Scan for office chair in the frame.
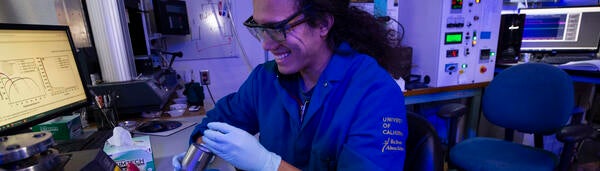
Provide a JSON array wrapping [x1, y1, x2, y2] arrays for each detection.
[[449, 63, 592, 171], [405, 111, 444, 171]]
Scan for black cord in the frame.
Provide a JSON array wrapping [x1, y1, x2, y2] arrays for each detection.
[[389, 17, 405, 43], [377, 16, 405, 46], [204, 85, 216, 105]]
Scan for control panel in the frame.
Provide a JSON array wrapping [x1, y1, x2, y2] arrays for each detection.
[[398, 0, 502, 87]]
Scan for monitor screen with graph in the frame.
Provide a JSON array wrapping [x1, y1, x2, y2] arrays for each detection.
[[0, 24, 88, 134], [519, 6, 600, 53]]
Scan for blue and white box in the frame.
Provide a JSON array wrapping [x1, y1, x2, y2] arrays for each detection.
[[103, 136, 155, 171]]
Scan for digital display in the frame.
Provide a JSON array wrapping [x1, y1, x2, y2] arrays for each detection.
[[522, 14, 567, 41], [0, 26, 87, 132], [452, 0, 463, 9], [519, 6, 600, 53], [445, 32, 463, 44], [480, 49, 491, 60], [446, 49, 459, 57]]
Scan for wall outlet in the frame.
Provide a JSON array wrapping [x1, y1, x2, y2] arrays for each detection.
[[200, 70, 210, 85]]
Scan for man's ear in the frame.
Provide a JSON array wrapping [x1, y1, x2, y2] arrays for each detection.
[[319, 14, 334, 37]]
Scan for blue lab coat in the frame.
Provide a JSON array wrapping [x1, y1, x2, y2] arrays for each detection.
[[190, 43, 407, 170]]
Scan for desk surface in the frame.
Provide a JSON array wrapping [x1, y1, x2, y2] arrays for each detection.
[[135, 114, 235, 171], [496, 63, 600, 84], [403, 82, 489, 96], [82, 107, 233, 171]]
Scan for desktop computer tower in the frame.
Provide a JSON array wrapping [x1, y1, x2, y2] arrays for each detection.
[[496, 14, 526, 64]]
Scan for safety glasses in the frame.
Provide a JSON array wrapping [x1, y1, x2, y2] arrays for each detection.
[[243, 8, 308, 42]]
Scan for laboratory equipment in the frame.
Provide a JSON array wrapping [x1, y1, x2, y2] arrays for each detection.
[[0, 132, 59, 170], [496, 13, 526, 64], [88, 70, 177, 114], [398, 0, 502, 87], [153, 0, 190, 35]]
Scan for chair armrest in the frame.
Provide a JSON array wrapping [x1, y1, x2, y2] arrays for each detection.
[[436, 103, 467, 119], [556, 124, 594, 143], [569, 106, 585, 124]]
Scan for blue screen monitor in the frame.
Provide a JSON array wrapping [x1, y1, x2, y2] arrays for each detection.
[[0, 24, 89, 135], [519, 6, 600, 53]]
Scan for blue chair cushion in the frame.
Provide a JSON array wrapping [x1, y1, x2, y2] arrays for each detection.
[[450, 137, 558, 171]]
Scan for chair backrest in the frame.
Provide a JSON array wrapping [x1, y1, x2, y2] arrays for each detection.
[[404, 111, 443, 171], [483, 63, 574, 134]]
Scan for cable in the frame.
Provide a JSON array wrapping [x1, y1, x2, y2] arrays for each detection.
[[225, 0, 253, 72], [204, 85, 216, 105], [377, 16, 405, 47], [389, 17, 405, 43]]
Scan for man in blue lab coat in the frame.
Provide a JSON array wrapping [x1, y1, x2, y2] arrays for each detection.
[[174, 0, 407, 170]]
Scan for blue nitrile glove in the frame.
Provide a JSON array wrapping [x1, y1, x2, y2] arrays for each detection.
[[171, 152, 186, 171], [202, 122, 281, 171]]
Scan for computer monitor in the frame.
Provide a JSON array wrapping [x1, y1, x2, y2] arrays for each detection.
[[519, 6, 600, 53], [0, 24, 89, 135]]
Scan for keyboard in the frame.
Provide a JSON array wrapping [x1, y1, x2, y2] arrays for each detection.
[[540, 56, 595, 64], [54, 130, 113, 153]]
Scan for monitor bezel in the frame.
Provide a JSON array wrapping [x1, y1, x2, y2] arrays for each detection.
[[0, 23, 90, 135], [518, 6, 600, 54]]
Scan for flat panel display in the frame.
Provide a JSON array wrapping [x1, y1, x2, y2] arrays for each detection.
[[0, 24, 88, 134], [520, 6, 600, 53]]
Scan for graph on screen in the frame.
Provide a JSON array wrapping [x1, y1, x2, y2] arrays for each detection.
[[522, 14, 570, 41], [519, 6, 600, 52], [0, 56, 81, 104], [0, 28, 87, 127]]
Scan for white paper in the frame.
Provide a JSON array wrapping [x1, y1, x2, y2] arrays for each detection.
[[107, 126, 134, 146], [395, 77, 406, 92], [557, 59, 600, 71]]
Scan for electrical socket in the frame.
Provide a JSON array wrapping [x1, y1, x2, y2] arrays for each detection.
[[200, 70, 210, 85]]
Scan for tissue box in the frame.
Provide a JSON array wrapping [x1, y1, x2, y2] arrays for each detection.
[[103, 136, 155, 171], [32, 115, 82, 140]]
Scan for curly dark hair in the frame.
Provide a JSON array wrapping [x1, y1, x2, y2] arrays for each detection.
[[297, 0, 412, 80], [297, 0, 406, 78]]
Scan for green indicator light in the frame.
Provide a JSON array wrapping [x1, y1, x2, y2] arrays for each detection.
[[473, 36, 477, 40], [491, 52, 496, 56], [445, 33, 463, 44], [462, 64, 468, 68]]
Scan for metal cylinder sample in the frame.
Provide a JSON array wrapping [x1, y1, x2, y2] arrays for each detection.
[[181, 143, 214, 171]]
